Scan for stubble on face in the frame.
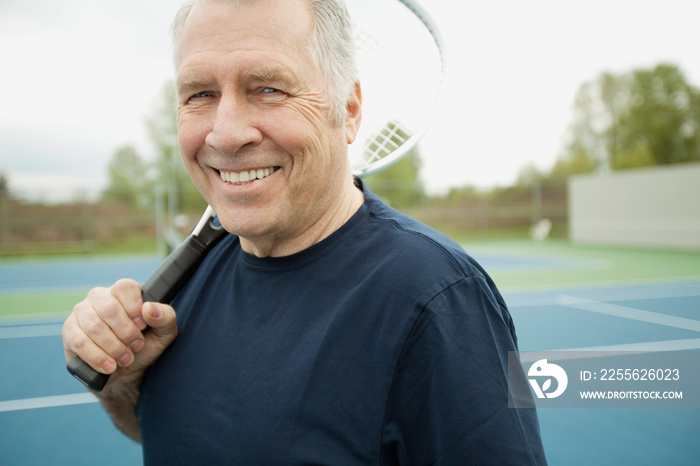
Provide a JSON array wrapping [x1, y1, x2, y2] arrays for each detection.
[[175, 0, 363, 257]]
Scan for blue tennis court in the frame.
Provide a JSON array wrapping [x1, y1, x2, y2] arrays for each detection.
[[1, 245, 699, 465], [0, 256, 163, 294]]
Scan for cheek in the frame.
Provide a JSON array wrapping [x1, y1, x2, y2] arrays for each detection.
[[275, 111, 341, 162], [177, 119, 207, 164], [276, 98, 334, 153]]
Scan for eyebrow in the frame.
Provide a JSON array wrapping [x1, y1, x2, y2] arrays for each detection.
[[176, 77, 212, 98], [245, 67, 300, 88], [177, 67, 302, 96]]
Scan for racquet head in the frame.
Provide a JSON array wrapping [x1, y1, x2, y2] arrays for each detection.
[[346, 0, 447, 178]]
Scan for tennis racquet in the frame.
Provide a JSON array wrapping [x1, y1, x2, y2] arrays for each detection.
[[67, 206, 227, 391], [346, 0, 447, 176], [67, 0, 447, 391]]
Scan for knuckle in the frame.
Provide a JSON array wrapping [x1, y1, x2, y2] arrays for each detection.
[[86, 286, 108, 301], [62, 312, 76, 334], [112, 278, 140, 294], [71, 298, 91, 318], [118, 326, 143, 347], [85, 317, 108, 337], [112, 279, 144, 315], [71, 333, 91, 353], [99, 299, 123, 321]]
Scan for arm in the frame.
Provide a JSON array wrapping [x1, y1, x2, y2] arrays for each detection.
[[381, 275, 547, 465], [62, 279, 178, 442]]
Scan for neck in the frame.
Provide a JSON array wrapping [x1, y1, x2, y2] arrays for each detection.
[[239, 177, 364, 258]]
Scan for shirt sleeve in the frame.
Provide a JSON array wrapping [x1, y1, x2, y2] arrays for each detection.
[[380, 274, 547, 465]]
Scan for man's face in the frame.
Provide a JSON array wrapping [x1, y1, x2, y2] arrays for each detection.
[[176, 0, 361, 256]]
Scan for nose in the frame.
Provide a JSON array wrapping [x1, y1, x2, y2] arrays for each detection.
[[205, 95, 263, 155]]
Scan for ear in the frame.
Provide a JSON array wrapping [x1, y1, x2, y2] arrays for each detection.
[[344, 81, 362, 144]]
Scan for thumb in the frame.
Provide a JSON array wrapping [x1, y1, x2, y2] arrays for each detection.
[[111, 302, 178, 378], [141, 302, 178, 350]]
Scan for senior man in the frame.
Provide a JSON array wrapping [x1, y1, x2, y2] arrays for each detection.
[[62, 0, 547, 463]]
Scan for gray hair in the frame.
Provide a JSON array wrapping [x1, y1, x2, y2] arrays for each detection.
[[171, 0, 358, 125]]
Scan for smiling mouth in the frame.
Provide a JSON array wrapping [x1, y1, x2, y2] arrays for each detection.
[[219, 167, 278, 185]]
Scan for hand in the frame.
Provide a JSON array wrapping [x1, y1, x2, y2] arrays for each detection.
[[62, 278, 178, 388]]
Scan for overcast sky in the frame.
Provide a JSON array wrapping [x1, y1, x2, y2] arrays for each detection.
[[1, 0, 699, 200]]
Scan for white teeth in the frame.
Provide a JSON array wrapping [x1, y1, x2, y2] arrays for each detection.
[[220, 167, 276, 184]]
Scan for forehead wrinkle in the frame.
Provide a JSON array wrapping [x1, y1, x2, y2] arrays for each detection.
[[176, 65, 306, 96], [176, 76, 211, 95], [246, 66, 303, 87], [176, 78, 209, 91]]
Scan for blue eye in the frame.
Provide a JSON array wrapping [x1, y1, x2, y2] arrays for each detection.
[[262, 87, 279, 94]]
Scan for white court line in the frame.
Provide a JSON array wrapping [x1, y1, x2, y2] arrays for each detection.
[[519, 338, 700, 362], [0, 324, 63, 340], [0, 393, 99, 413], [577, 283, 700, 302], [507, 283, 700, 308], [559, 295, 700, 333]]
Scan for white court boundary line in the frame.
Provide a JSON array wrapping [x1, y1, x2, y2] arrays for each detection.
[[0, 393, 98, 413], [0, 324, 96, 413], [0, 324, 63, 340], [559, 295, 700, 333], [4, 284, 698, 411], [519, 338, 700, 362], [523, 292, 700, 359], [507, 282, 700, 308]]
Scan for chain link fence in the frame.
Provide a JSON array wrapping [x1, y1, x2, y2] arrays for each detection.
[[0, 181, 568, 256]]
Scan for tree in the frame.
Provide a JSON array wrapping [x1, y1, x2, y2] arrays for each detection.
[[101, 145, 151, 209], [614, 64, 700, 168], [562, 79, 612, 170], [515, 163, 545, 187], [440, 184, 481, 206], [0, 172, 9, 199], [560, 63, 700, 171], [550, 143, 600, 179], [146, 80, 206, 213]]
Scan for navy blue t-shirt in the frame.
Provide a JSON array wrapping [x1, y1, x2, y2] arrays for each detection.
[[136, 185, 546, 465]]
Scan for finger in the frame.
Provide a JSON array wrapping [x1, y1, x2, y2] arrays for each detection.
[[63, 311, 118, 375], [96, 281, 148, 352], [111, 278, 148, 330], [75, 290, 139, 368], [142, 302, 178, 347], [125, 302, 178, 372]]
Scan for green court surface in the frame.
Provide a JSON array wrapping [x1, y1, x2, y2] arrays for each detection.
[[462, 239, 700, 291], [2, 240, 698, 320], [0, 291, 85, 322]]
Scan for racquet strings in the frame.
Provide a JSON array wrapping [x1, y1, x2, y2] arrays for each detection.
[[346, 0, 447, 178]]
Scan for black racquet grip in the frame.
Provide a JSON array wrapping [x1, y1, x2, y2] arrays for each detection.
[[141, 235, 210, 303], [67, 210, 226, 392], [67, 355, 111, 392]]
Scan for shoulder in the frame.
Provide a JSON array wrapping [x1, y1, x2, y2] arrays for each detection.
[[171, 233, 241, 320], [358, 186, 505, 306], [362, 186, 473, 265]]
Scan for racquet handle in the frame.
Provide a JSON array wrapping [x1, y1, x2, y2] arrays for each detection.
[[67, 207, 226, 392]]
